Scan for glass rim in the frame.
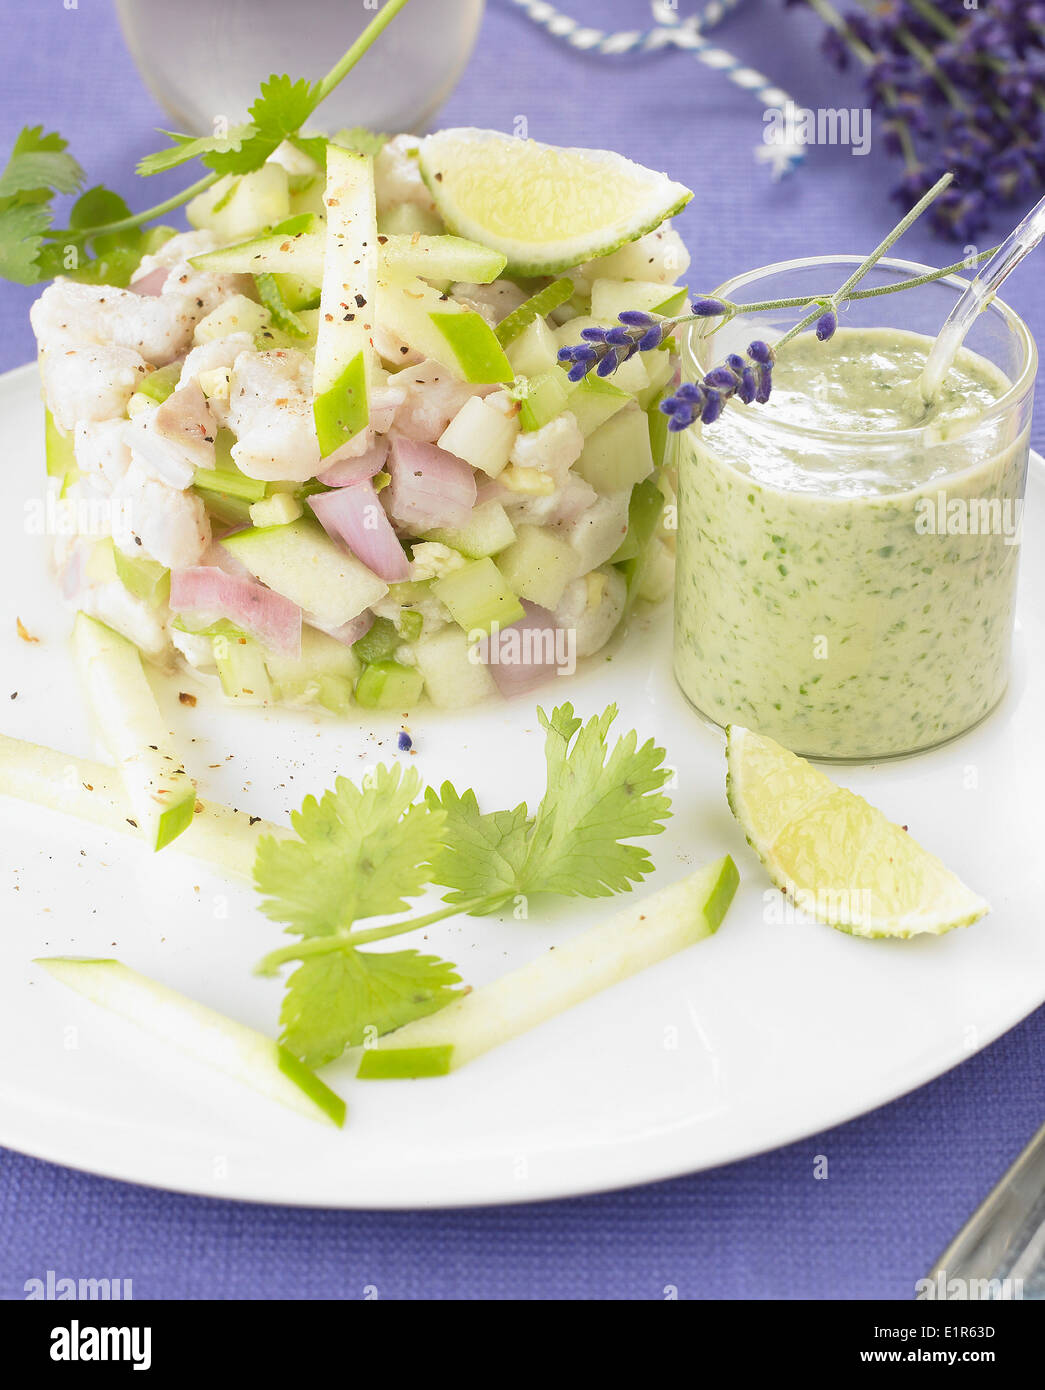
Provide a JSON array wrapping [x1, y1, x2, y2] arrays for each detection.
[[682, 253, 1037, 446]]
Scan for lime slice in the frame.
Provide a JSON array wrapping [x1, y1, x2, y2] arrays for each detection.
[[725, 726, 989, 939], [417, 128, 692, 276]]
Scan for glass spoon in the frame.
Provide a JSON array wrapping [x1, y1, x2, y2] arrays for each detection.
[[919, 191, 1045, 402]]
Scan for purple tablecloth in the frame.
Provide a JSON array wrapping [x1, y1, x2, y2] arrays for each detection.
[[1, 0, 1042, 1300]]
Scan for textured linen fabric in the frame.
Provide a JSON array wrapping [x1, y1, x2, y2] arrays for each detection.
[[0, 0, 1042, 1300]]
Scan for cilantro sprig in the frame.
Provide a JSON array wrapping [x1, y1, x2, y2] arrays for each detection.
[[0, 0, 412, 286], [254, 704, 673, 1066]]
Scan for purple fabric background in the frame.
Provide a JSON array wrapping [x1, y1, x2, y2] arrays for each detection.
[[0, 0, 1042, 1300]]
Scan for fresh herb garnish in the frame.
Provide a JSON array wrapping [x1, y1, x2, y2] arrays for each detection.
[[254, 704, 672, 1066], [0, 0, 413, 286]]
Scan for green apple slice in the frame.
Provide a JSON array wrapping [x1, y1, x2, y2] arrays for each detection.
[[189, 228, 325, 282], [376, 270, 513, 383], [37, 958, 345, 1127], [221, 518, 387, 626], [379, 233, 506, 284], [73, 614, 196, 851], [418, 128, 692, 276], [358, 856, 738, 1078], [726, 725, 990, 938], [0, 731, 285, 877], [590, 278, 689, 322], [312, 146, 378, 456]]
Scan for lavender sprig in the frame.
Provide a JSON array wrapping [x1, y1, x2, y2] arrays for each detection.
[[558, 172, 964, 434]]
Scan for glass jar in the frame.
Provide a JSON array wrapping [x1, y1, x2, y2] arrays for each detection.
[[114, 0, 485, 136], [673, 256, 1036, 760]]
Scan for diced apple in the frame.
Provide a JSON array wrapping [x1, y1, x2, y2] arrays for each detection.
[[437, 395, 519, 478], [187, 164, 291, 241], [564, 374, 631, 437], [425, 499, 516, 558], [413, 624, 497, 708], [194, 295, 271, 345], [376, 271, 513, 383], [496, 524, 580, 610], [221, 518, 387, 627], [590, 277, 688, 322], [574, 407, 655, 493], [505, 317, 560, 379]]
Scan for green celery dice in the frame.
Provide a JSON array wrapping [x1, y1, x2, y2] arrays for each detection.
[[432, 557, 525, 635], [354, 660, 424, 709]]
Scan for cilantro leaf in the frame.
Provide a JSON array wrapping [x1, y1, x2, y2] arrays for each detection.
[[250, 75, 322, 139], [518, 703, 672, 899], [0, 126, 83, 205], [0, 202, 52, 283], [137, 126, 254, 177], [254, 762, 447, 938], [426, 784, 531, 912], [280, 949, 463, 1066]]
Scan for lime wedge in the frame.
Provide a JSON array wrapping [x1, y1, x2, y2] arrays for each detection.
[[725, 726, 989, 939], [417, 128, 692, 276]]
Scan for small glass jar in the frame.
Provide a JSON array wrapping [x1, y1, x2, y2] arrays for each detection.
[[114, 0, 485, 136], [673, 256, 1036, 761]]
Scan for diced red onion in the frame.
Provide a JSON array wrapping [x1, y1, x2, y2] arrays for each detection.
[[476, 602, 567, 697], [386, 437, 476, 532], [309, 481, 410, 582], [129, 266, 169, 297], [170, 566, 302, 656], [317, 436, 390, 487]]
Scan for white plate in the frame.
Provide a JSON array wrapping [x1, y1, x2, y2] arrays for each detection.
[[1, 362, 1042, 1208]]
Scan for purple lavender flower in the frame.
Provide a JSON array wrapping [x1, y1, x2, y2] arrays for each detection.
[[659, 341, 777, 432], [557, 309, 670, 383], [815, 309, 837, 341]]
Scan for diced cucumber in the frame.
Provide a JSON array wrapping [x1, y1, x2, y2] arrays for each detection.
[[357, 857, 739, 1078], [254, 272, 310, 337], [221, 517, 388, 627], [431, 558, 525, 635], [589, 277, 688, 322], [313, 147, 378, 456], [0, 732, 284, 879], [355, 659, 424, 709], [189, 230, 325, 283], [397, 608, 424, 642], [496, 278, 575, 348], [379, 233, 506, 285], [564, 374, 631, 437], [186, 164, 291, 241], [73, 613, 196, 851], [574, 407, 655, 493], [426, 499, 516, 558], [196, 489, 254, 530], [376, 271, 513, 384], [505, 316, 560, 378], [517, 371, 570, 432], [137, 362, 182, 405], [194, 294, 271, 345], [37, 957, 345, 1127], [436, 395, 519, 478], [255, 309, 318, 354], [352, 615, 400, 665], [377, 203, 444, 237], [249, 492, 302, 528], [212, 631, 272, 704], [44, 409, 76, 481], [413, 624, 497, 708], [496, 524, 579, 610], [266, 624, 361, 708], [113, 548, 170, 607], [193, 464, 267, 503]]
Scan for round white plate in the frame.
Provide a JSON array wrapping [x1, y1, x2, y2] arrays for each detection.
[[1, 362, 1042, 1208]]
